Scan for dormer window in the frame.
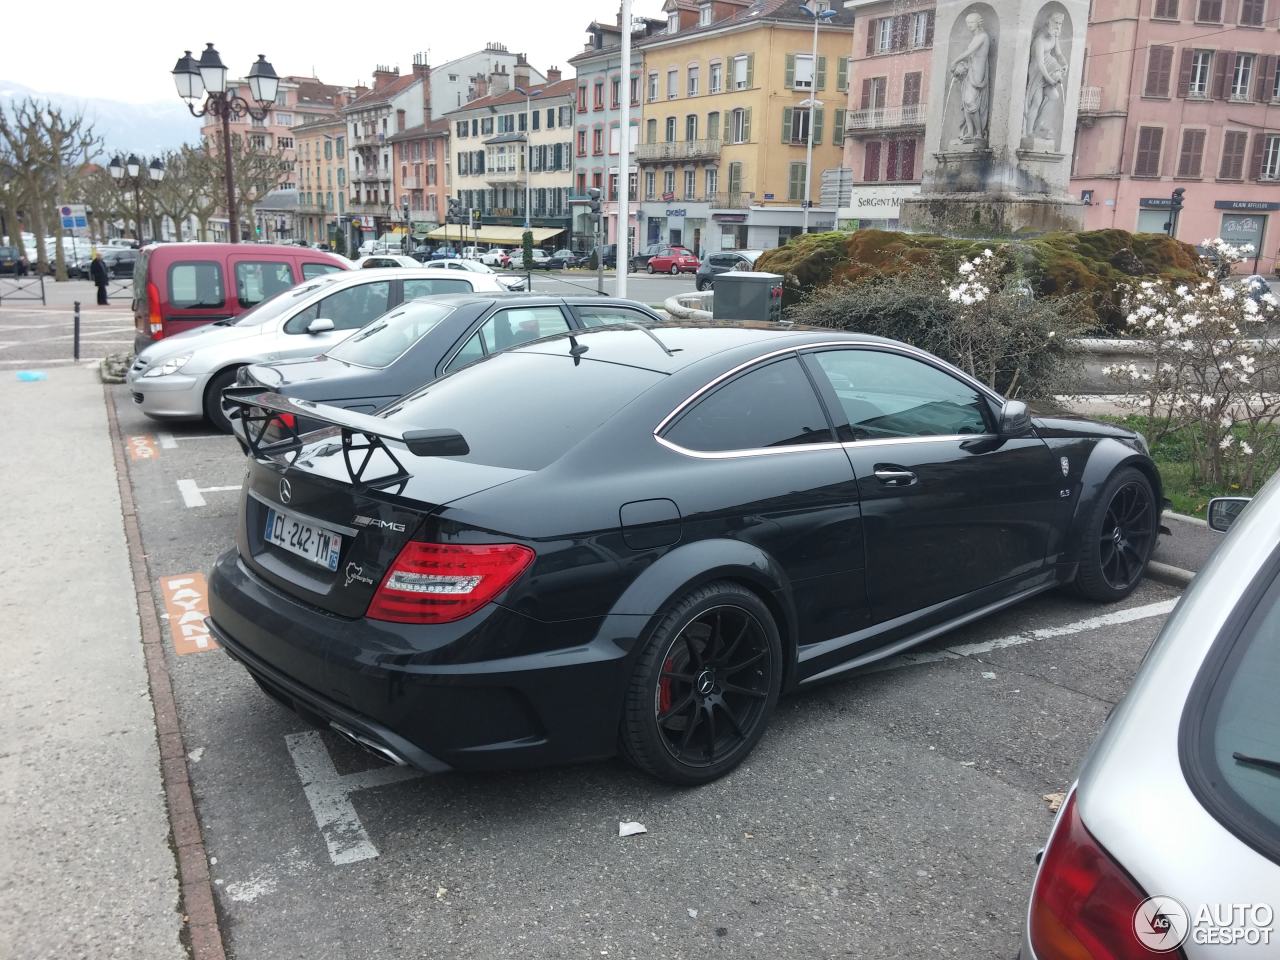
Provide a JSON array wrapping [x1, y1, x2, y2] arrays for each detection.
[[668, 12, 679, 33], [699, 2, 713, 26]]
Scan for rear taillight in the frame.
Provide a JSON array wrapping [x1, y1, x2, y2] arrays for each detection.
[[146, 281, 163, 338], [1029, 792, 1180, 959], [366, 542, 535, 624]]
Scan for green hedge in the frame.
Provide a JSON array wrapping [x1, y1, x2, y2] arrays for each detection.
[[755, 229, 1202, 333]]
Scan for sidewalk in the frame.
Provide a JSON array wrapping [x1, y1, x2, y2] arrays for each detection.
[[0, 366, 182, 959]]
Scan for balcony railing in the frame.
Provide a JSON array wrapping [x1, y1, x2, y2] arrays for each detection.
[[710, 191, 754, 209], [844, 103, 926, 134], [401, 175, 422, 189], [636, 138, 723, 162], [1078, 87, 1102, 113]]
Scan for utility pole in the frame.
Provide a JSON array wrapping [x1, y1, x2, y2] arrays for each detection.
[[617, 0, 632, 299]]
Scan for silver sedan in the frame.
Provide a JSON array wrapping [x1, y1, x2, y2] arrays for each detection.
[[125, 267, 507, 430], [1021, 474, 1280, 956]]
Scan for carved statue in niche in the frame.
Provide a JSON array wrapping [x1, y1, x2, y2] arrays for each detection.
[[1024, 11, 1068, 143], [949, 12, 993, 144]]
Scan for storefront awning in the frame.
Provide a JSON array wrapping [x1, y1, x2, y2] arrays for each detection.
[[424, 225, 564, 245]]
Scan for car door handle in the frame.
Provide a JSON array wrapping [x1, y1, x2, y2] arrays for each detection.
[[873, 467, 917, 487]]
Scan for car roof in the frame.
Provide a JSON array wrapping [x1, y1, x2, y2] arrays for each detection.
[[510, 321, 897, 374], [400, 292, 659, 311]]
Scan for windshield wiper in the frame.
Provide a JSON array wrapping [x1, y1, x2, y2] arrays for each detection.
[[1232, 752, 1280, 776]]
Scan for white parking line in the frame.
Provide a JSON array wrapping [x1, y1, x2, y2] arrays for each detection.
[[285, 731, 422, 865], [158, 430, 227, 449], [864, 598, 1178, 674], [177, 478, 242, 508]]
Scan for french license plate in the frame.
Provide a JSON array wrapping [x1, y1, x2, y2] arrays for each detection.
[[264, 507, 341, 571]]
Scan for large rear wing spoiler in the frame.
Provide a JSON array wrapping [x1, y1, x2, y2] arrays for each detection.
[[222, 387, 469, 489]]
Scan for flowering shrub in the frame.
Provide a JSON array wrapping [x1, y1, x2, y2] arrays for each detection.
[[1106, 240, 1280, 490], [787, 249, 1087, 399]]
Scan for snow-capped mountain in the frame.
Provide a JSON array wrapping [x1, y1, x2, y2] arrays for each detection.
[[0, 81, 200, 156]]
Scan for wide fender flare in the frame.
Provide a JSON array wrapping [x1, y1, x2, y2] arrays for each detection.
[[592, 538, 801, 685], [1063, 438, 1164, 561]]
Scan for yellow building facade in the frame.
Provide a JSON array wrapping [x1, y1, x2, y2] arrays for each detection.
[[294, 115, 347, 247], [636, 0, 854, 254]]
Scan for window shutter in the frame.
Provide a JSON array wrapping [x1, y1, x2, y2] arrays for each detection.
[[1134, 126, 1163, 176], [1177, 48, 1195, 96], [1177, 129, 1204, 176], [900, 138, 917, 180], [886, 139, 900, 180], [861, 77, 874, 110], [863, 141, 881, 181], [782, 107, 794, 143], [1220, 130, 1247, 177], [891, 15, 908, 50], [742, 107, 751, 142], [904, 72, 922, 106], [746, 54, 754, 88], [834, 108, 846, 145], [837, 57, 849, 92], [1224, 0, 1240, 21], [1145, 46, 1174, 96], [816, 56, 828, 90], [1250, 132, 1268, 179], [786, 54, 796, 88], [1258, 55, 1277, 101], [867, 20, 877, 56], [1213, 51, 1234, 99], [925, 11, 935, 45], [813, 107, 824, 145]]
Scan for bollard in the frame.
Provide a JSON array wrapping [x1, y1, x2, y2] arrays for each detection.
[[73, 301, 81, 361], [39, 273, 46, 306]]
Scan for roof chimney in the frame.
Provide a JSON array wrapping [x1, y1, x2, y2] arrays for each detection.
[[489, 64, 511, 96], [411, 51, 429, 79], [372, 64, 399, 90], [513, 53, 531, 92], [545, 66, 562, 84]]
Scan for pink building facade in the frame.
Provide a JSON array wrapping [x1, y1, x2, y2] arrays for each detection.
[[1074, 0, 1280, 273]]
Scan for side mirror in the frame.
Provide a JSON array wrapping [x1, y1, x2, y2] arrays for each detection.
[[307, 317, 335, 334], [1207, 497, 1250, 533], [999, 399, 1032, 437]]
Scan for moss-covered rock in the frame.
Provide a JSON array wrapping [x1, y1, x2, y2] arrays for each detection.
[[755, 229, 1201, 333]]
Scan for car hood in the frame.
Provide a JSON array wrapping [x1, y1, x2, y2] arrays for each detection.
[[1030, 412, 1138, 441], [138, 320, 263, 363]]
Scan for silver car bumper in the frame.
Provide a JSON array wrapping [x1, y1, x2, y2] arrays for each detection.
[[124, 366, 209, 420]]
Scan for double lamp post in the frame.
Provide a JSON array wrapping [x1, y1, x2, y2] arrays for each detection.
[[108, 154, 164, 243], [171, 43, 279, 243]]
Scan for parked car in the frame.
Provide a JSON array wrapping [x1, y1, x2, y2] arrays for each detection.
[[460, 246, 486, 261], [353, 254, 421, 270], [695, 250, 764, 291], [596, 244, 616, 270], [0, 246, 29, 276], [1020, 475, 1278, 959], [527, 249, 553, 270], [546, 248, 581, 270], [422, 258, 527, 291], [130, 242, 348, 354], [100, 247, 139, 279], [127, 267, 504, 431], [229, 296, 665, 428], [105, 238, 139, 249], [646, 246, 699, 275], [210, 323, 1161, 784]]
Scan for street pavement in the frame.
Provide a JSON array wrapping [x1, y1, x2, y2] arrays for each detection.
[[0, 366, 182, 960], [106, 389, 1187, 960]]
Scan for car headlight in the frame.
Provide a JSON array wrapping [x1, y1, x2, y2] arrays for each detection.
[[143, 353, 193, 377]]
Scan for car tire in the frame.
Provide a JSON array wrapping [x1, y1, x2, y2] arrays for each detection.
[[670, 264, 680, 275], [1070, 466, 1157, 603], [620, 581, 782, 785], [695, 277, 710, 292], [646, 263, 656, 274], [203, 366, 243, 434]]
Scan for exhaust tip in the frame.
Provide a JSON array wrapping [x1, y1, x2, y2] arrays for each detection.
[[328, 722, 408, 766]]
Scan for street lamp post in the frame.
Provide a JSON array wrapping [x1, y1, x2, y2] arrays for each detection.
[[514, 86, 543, 230], [171, 44, 279, 243], [109, 153, 166, 243], [799, 0, 836, 234]]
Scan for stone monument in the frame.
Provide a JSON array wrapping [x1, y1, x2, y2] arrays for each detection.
[[900, 0, 1089, 236]]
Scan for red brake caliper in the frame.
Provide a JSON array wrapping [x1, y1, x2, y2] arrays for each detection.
[[658, 655, 674, 714]]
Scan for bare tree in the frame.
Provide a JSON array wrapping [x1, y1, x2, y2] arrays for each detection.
[[203, 131, 288, 238]]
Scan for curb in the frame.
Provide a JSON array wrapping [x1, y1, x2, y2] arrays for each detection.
[[1146, 560, 1196, 589], [1163, 509, 1209, 528], [103, 384, 227, 960]]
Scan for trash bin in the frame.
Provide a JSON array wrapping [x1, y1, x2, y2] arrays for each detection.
[[711, 271, 784, 323]]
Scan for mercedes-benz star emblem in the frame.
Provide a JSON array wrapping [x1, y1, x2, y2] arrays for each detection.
[[279, 478, 292, 504], [696, 671, 716, 696]]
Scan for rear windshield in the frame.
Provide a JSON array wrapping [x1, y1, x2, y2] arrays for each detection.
[[327, 301, 455, 368], [1186, 563, 1280, 862], [384, 352, 664, 470]]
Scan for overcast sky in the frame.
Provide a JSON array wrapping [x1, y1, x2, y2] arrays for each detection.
[[8, 0, 668, 104]]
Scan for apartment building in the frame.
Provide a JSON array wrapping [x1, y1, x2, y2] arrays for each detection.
[[430, 43, 546, 117], [1076, 0, 1280, 271], [294, 115, 347, 246], [387, 118, 452, 238], [568, 9, 667, 251], [341, 57, 431, 239], [838, 0, 934, 228], [635, 0, 855, 254], [442, 70, 576, 247]]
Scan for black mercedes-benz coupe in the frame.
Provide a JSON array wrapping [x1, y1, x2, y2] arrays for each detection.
[[209, 323, 1162, 785]]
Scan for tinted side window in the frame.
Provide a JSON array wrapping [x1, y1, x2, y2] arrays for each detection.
[[442, 306, 570, 373], [284, 281, 392, 333], [664, 356, 832, 453], [812, 349, 990, 440], [167, 261, 224, 309], [234, 261, 294, 308], [403, 277, 473, 298], [302, 262, 343, 280], [574, 305, 656, 328]]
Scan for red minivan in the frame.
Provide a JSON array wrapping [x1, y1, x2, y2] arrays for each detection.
[[132, 243, 348, 353]]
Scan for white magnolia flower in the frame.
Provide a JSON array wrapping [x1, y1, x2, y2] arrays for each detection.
[[1220, 434, 1235, 450], [958, 261, 975, 275], [1241, 441, 1254, 456]]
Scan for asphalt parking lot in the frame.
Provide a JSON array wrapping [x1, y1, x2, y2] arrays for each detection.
[[106, 387, 1183, 960]]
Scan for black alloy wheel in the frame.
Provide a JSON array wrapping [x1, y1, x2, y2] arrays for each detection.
[[695, 276, 710, 292], [1072, 467, 1156, 601], [622, 582, 781, 784]]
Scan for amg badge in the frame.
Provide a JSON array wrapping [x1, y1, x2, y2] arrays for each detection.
[[353, 515, 406, 533], [1060, 456, 1070, 477]]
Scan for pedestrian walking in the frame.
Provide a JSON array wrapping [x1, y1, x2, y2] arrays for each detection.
[[89, 250, 109, 305]]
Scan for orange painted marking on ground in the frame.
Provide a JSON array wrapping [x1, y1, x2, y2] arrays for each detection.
[[160, 573, 219, 655], [127, 434, 159, 461]]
